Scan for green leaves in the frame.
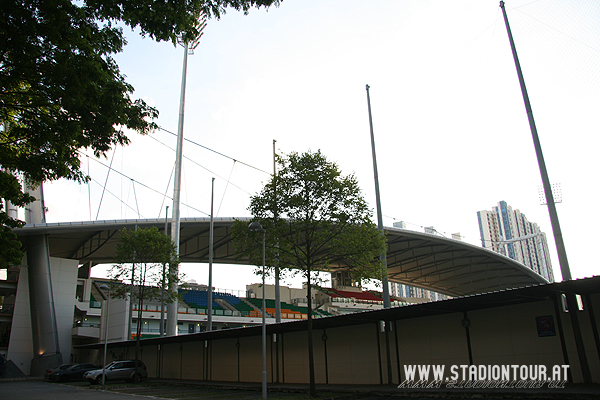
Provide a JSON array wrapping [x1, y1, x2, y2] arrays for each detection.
[[232, 150, 386, 286], [109, 226, 180, 353], [114, 227, 177, 265], [0, 0, 281, 267], [110, 226, 180, 302], [1, 0, 160, 234], [232, 150, 384, 398], [82, 1, 280, 44]]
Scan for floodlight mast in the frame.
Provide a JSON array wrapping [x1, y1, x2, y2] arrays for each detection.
[[499, 1, 570, 281], [500, 1, 591, 383], [167, 17, 206, 337]]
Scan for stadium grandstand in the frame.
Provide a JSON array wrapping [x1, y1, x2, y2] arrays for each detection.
[[70, 271, 438, 345]]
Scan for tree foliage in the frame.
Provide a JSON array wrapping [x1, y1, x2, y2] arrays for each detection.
[[0, 0, 281, 267], [232, 150, 386, 283], [110, 226, 179, 301], [231, 150, 386, 397], [108, 226, 180, 371]]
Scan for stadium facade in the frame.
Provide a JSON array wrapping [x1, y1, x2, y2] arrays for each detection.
[[2, 216, 551, 377]]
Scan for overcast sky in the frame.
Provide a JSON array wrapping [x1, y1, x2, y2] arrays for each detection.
[[42, 0, 600, 292]]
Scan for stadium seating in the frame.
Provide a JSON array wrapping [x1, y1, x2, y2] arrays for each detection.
[[179, 289, 221, 309]]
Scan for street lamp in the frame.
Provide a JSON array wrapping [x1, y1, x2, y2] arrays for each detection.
[[100, 284, 111, 386], [249, 221, 267, 400]]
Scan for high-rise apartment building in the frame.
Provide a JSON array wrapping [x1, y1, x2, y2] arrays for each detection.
[[389, 221, 450, 301], [477, 201, 554, 282], [389, 282, 448, 301]]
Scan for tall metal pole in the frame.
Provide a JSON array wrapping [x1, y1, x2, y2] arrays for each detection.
[[365, 85, 391, 308], [273, 139, 281, 323], [249, 222, 267, 399], [207, 178, 215, 332], [100, 284, 110, 386], [261, 229, 267, 400], [500, 1, 591, 384], [160, 206, 169, 337], [167, 42, 190, 336], [499, 2, 571, 281], [127, 224, 138, 340]]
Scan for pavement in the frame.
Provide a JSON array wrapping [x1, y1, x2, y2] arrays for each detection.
[[2, 377, 600, 399], [108, 378, 600, 399]]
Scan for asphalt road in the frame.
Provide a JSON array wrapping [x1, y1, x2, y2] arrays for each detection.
[[0, 380, 157, 400], [0, 380, 351, 400], [2, 379, 599, 400]]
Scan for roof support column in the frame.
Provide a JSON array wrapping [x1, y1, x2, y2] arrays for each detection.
[[24, 183, 62, 375]]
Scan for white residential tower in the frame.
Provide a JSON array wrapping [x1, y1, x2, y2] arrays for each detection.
[[477, 201, 554, 282]]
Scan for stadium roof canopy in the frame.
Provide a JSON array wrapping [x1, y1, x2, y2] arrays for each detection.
[[15, 218, 548, 297]]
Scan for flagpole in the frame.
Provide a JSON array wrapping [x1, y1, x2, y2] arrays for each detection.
[[365, 84, 390, 309], [207, 178, 215, 331], [273, 139, 281, 323]]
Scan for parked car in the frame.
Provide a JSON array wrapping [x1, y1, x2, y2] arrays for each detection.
[[49, 363, 98, 382], [83, 360, 147, 384], [44, 364, 75, 380]]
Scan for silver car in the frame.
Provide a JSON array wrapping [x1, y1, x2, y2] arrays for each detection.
[[83, 360, 147, 384]]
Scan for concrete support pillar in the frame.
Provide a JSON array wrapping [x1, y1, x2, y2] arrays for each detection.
[[24, 183, 62, 375]]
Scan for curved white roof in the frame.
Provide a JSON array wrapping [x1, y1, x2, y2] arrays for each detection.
[[15, 218, 548, 296]]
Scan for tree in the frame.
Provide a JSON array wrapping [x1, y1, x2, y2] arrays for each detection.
[[0, 0, 281, 268], [232, 150, 386, 396], [109, 226, 179, 381]]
